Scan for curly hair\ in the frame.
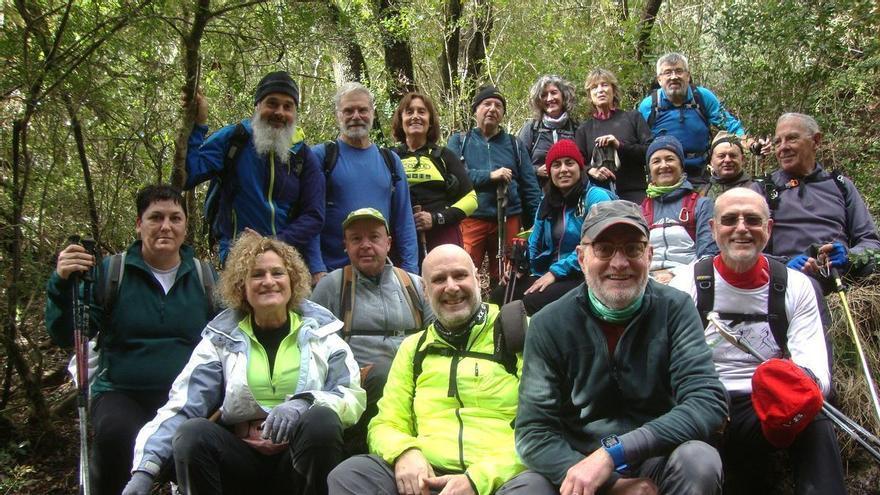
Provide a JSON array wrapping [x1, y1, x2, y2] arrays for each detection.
[[218, 232, 311, 314]]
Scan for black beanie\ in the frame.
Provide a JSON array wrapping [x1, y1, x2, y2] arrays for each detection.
[[254, 71, 299, 106], [471, 85, 506, 113]]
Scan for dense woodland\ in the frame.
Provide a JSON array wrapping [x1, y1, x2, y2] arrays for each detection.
[[1, 0, 879, 492]]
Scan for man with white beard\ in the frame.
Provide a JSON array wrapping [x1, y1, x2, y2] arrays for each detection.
[[184, 71, 325, 272]]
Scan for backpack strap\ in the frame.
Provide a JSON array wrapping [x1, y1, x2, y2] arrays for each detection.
[[686, 85, 710, 128], [648, 89, 660, 129], [766, 258, 790, 356], [694, 256, 715, 331], [339, 265, 356, 339], [322, 140, 339, 177], [457, 131, 470, 165], [379, 147, 400, 193], [393, 267, 423, 330], [411, 330, 431, 389], [101, 252, 126, 320], [640, 197, 654, 227], [193, 258, 217, 315], [695, 256, 790, 356]]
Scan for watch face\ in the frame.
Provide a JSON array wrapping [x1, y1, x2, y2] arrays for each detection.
[[602, 435, 620, 448]]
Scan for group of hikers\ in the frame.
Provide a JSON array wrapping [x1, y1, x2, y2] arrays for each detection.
[[45, 50, 880, 495]]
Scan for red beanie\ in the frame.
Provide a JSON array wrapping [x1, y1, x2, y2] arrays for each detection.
[[545, 139, 585, 175]]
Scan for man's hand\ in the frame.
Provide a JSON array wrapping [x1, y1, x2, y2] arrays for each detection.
[[180, 88, 208, 125], [425, 474, 476, 495], [490, 167, 513, 183], [394, 448, 435, 495], [560, 448, 615, 495]]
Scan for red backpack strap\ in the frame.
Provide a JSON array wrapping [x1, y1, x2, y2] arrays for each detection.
[[640, 197, 654, 227]]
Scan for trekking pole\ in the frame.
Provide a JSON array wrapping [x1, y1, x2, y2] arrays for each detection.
[[68, 235, 96, 495], [413, 205, 428, 260], [503, 238, 528, 304], [496, 182, 509, 280], [827, 264, 880, 426], [707, 312, 880, 462]]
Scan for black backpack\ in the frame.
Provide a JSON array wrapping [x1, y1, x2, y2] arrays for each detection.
[[410, 301, 527, 393], [694, 256, 790, 355], [202, 122, 305, 250]]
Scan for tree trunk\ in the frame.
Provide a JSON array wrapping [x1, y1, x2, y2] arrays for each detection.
[[438, 0, 463, 98], [636, 0, 663, 63], [377, 0, 416, 104], [171, 0, 212, 192], [327, 2, 370, 84]]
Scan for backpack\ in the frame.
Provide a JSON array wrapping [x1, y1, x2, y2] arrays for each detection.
[[694, 256, 790, 355], [640, 191, 700, 241], [524, 119, 577, 157], [759, 169, 851, 255]]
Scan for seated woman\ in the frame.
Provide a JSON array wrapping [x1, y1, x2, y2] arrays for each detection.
[[492, 139, 615, 314], [641, 135, 717, 284], [122, 233, 365, 495]]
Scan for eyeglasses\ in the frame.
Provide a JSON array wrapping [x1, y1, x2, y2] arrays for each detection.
[[659, 68, 687, 78], [718, 213, 766, 227], [583, 241, 648, 260]]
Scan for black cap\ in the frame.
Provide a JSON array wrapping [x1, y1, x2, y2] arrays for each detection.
[[254, 71, 299, 106], [471, 85, 506, 114]]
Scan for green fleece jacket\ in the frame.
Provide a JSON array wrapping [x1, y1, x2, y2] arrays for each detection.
[[515, 282, 727, 484], [45, 241, 217, 396]]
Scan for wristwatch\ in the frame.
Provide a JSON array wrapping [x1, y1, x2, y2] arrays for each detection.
[[433, 212, 446, 225], [601, 434, 628, 472]]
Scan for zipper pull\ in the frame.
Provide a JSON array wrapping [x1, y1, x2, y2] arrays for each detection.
[[474, 362, 479, 376]]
